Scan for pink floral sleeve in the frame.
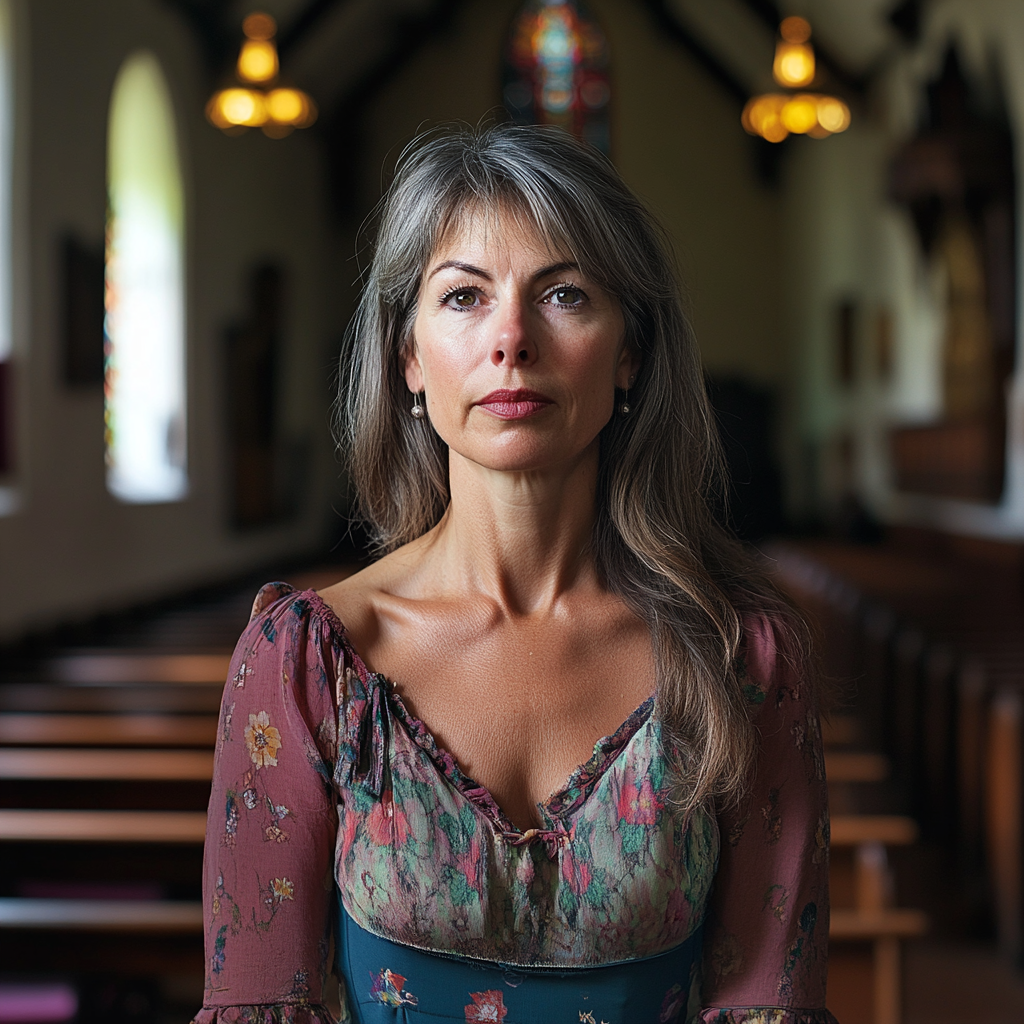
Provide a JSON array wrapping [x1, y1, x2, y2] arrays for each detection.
[[192, 585, 342, 1024], [698, 616, 838, 1024]]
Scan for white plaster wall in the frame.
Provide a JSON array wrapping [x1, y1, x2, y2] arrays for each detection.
[[0, 0, 341, 639]]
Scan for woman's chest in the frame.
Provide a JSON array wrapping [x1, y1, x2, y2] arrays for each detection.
[[372, 617, 657, 829], [334, 693, 720, 968]]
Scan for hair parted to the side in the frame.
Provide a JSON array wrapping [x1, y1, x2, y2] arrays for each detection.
[[338, 121, 823, 816]]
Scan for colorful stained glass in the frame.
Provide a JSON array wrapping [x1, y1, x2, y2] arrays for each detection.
[[503, 0, 610, 154]]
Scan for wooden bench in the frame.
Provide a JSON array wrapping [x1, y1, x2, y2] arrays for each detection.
[[822, 714, 864, 748], [0, 897, 203, 932], [828, 818, 928, 1024], [825, 752, 890, 784], [0, 748, 214, 780], [830, 815, 917, 846], [0, 809, 207, 843], [46, 652, 231, 685], [0, 682, 223, 714], [0, 713, 217, 746], [986, 682, 1024, 966]]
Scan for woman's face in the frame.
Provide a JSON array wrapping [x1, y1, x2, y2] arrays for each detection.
[[406, 208, 636, 476]]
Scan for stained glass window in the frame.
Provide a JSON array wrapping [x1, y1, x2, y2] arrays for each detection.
[[503, 0, 611, 154], [105, 51, 187, 503]]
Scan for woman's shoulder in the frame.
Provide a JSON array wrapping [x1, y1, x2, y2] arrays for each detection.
[[235, 581, 355, 684], [736, 611, 807, 713], [316, 541, 428, 666]]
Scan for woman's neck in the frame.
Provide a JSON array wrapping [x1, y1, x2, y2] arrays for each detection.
[[426, 443, 602, 616]]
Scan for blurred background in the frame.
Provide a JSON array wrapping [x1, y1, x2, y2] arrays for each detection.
[[1, 1, 1024, 1022]]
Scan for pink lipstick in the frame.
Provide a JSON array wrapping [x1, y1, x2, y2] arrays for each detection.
[[476, 388, 553, 420]]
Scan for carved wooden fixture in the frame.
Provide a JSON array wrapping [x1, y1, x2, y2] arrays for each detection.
[[888, 49, 1015, 503]]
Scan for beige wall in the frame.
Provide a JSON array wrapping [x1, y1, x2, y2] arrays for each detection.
[[0, 0, 339, 639]]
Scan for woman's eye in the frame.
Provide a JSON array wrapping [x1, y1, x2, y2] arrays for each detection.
[[549, 286, 584, 306], [447, 289, 478, 308]]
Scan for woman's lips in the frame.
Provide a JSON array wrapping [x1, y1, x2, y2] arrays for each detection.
[[476, 388, 553, 420]]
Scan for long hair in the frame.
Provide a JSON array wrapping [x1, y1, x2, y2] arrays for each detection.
[[338, 122, 818, 816]]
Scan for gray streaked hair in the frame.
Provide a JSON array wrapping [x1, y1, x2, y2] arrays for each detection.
[[338, 122, 819, 815]]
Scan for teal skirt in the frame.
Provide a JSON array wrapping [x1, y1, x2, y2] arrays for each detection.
[[336, 897, 702, 1023]]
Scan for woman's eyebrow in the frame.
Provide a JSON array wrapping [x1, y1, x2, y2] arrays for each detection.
[[534, 261, 579, 280], [427, 260, 490, 281], [426, 259, 580, 282]]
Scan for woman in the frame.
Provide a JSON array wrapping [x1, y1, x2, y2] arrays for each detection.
[[193, 124, 836, 1024]]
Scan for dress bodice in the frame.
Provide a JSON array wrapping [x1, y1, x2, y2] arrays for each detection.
[[330, 603, 718, 966], [193, 582, 837, 1024]]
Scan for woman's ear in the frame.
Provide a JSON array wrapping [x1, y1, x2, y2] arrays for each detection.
[[403, 339, 424, 394], [615, 344, 641, 390]]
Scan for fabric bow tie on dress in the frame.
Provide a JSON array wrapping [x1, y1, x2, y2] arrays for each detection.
[[335, 672, 390, 798], [500, 826, 571, 860]]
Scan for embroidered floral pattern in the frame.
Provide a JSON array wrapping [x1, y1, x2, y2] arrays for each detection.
[[271, 878, 294, 902], [244, 711, 282, 768], [464, 990, 507, 1022], [369, 968, 418, 1007]]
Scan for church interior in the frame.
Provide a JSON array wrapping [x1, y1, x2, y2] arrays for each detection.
[[2, 0, 1024, 1021]]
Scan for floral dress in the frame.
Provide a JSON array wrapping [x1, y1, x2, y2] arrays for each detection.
[[191, 584, 837, 1024]]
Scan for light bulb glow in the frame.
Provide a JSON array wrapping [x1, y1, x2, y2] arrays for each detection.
[[207, 88, 267, 128], [817, 96, 851, 133], [237, 39, 278, 83], [265, 87, 313, 126], [206, 13, 317, 138], [742, 92, 851, 142], [741, 18, 849, 144], [742, 94, 788, 143], [781, 94, 819, 134], [774, 41, 815, 88]]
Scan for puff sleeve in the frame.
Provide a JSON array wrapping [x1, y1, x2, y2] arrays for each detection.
[[191, 584, 343, 1024], [697, 616, 839, 1024]]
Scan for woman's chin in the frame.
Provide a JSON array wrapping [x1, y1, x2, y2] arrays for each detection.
[[450, 437, 599, 478]]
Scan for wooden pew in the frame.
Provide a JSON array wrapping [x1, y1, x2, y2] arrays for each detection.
[[986, 683, 1023, 966], [829, 815, 929, 1024], [0, 567, 352, 974], [0, 712, 217, 746], [0, 898, 203, 932], [0, 748, 213, 780], [825, 752, 890, 784], [0, 682, 223, 714], [45, 651, 231, 685], [0, 809, 208, 842]]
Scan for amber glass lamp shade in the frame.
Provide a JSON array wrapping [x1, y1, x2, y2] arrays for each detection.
[[206, 12, 317, 137], [742, 17, 850, 143], [773, 16, 815, 88]]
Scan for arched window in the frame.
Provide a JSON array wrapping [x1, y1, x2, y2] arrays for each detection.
[[105, 51, 186, 503], [503, 0, 610, 154]]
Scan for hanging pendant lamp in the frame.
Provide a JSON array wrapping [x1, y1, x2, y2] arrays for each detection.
[[742, 17, 850, 144], [206, 12, 317, 138]]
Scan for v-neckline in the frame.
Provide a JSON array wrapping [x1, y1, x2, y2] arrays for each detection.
[[303, 587, 656, 838]]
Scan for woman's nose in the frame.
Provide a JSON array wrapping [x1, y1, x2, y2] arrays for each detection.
[[490, 298, 537, 367]]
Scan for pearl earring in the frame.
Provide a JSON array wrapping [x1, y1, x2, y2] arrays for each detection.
[[410, 393, 425, 419], [620, 375, 634, 416]]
